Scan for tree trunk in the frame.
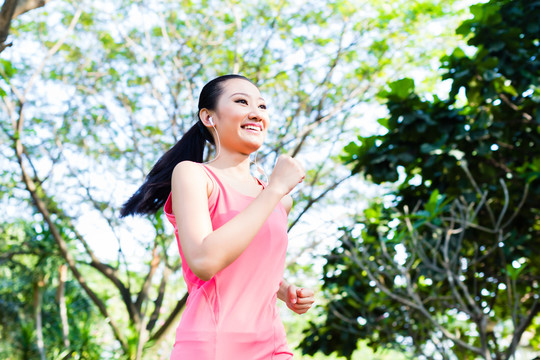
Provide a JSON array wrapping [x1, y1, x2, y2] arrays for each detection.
[[57, 264, 71, 349], [33, 279, 46, 360]]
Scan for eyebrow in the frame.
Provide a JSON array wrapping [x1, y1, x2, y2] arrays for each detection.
[[229, 92, 265, 101]]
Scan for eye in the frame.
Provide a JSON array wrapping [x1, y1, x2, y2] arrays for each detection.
[[235, 99, 248, 105], [259, 104, 267, 110]]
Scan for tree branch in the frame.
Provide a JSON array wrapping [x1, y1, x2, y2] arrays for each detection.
[[148, 291, 188, 343], [0, 0, 17, 53], [504, 298, 539, 360], [135, 242, 161, 314], [288, 174, 351, 231], [0, 0, 49, 53], [13, 0, 49, 18], [146, 266, 171, 332]]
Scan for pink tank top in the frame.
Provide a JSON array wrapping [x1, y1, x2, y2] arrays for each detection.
[[164, 163, 293, 360]]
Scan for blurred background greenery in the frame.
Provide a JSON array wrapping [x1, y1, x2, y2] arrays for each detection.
[[1, 0, 538, 359]]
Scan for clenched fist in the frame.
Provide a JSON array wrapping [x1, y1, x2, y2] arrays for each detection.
[[266, 155, 305, 197]]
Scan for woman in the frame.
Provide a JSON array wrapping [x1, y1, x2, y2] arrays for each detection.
[[121, 74, 315, 359]]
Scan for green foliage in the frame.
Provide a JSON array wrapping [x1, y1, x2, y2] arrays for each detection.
[[310, 0, 540, 358], [0, 220, 102, 359]]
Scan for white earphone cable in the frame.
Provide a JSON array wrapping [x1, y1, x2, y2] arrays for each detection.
[[251, 151, 268, 184], [204, 117, 221, 164]]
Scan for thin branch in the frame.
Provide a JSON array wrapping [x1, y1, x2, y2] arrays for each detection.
[[499, 93, 533, 122], [289, 24, 346, 158], [501, 182, 529, 229], [135, 242, 161, 313], [231, 4, 241, 74], [288, 174, 352, 231], [328, 303, 362, 326], [460, 162, 496, 227], [494, 179, 509, 231], [289, 85, 368, 158], [117, 93, 146, 176], [148, 291, 188, 343], [251, 0, 286, 82], [146, 266, 171, 332], [504, 298, 539, 360], [23, 8, 82, 100]]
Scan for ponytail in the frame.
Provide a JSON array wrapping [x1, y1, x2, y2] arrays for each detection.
[[120, 122, 214, 217]]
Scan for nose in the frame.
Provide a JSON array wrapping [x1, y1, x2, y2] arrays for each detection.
[[248, 107, 263, 121]]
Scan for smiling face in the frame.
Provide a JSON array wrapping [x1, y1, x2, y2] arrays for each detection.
[[207, 78, 269, 155]]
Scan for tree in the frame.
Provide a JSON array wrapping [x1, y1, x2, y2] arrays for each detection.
[[0, 220, 103, 359], [304, 0, 540, 358], [1, 0, 472, 358], [0, 0, 51, 53]]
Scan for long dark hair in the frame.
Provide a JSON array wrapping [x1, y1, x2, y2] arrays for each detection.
[[120, 74, 252, 217]]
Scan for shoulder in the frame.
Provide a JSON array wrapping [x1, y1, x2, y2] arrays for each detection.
[[173, 160, 203, 175], [172, 161, 212, 196], [281, 194, 293, 215]]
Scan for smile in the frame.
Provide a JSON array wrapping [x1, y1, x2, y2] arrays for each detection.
[[241, 124, 263, 132]]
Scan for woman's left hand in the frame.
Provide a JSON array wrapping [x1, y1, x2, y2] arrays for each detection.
[[285, 284, 315, 315]]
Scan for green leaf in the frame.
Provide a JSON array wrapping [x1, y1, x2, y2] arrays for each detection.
[[0, 59, 16, 78], [377, 117, 389, 129], [388, 78, 415, 100]]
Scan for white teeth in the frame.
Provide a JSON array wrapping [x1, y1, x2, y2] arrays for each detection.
[[243, 125, 261, 131]]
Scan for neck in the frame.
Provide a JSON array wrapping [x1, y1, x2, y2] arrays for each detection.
[[206, 148, 253, 179]]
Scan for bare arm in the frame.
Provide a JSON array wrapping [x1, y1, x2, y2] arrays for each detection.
[[281, 194, 293, 215], [171, 156, 304, 281]]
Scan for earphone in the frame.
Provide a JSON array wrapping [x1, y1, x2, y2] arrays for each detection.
[[205, 116, 220, 164]]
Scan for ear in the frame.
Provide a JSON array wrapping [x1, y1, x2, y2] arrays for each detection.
[[199, 109, 215, 127]]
